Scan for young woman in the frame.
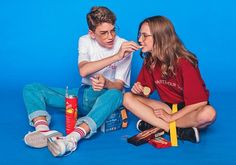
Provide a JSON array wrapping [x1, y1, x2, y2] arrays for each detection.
[[123, 16, 216, 143]]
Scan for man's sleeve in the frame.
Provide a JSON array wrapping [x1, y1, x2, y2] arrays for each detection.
[[137, 64, 155, 94], [78, 37, 90, 63]]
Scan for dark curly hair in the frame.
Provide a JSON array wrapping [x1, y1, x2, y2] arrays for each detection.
[[86, 6, 116, 31]]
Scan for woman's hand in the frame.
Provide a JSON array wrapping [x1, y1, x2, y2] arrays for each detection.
[[90, 74, 106, 91], [154, 108, 173, 123], [131, 82, 144, 95]]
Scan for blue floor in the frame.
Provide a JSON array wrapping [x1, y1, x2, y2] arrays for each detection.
[[0, 90, 235, 165]]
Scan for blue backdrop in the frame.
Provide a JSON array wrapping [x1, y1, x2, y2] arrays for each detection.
[[1, 1, 236, 164], [1, 0, 236, 96]]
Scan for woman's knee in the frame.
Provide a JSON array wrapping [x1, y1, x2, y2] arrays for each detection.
[[123, 92, 135, 107], [197, 105, 216, 124]]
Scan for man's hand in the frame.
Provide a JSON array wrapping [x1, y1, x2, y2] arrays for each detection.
[[90, 74, 106, 91], [116, 41, 141, 60]]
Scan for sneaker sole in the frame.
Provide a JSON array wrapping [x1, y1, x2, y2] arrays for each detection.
[[24, 131, 62, 148], [193, 127, 200, 143], [136, 120, 142, 132], [48, 137, 66, 157]]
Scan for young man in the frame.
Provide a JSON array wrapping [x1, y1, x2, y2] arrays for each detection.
[[23, 6, 140, 157]]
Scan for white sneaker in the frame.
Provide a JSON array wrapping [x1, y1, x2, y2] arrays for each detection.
[[47, 136, 77, 157], [24, 130, 62, 148]]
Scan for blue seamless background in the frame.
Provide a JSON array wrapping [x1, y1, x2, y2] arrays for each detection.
[[1, 1, 236, 164], [1, 0, 235, 95]]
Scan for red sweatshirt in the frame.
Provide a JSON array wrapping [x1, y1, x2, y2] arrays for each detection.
[[137, 58, 209, 105]]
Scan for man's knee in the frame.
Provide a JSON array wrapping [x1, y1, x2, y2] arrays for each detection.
[[24, 83, 43, 91], [107, 89, 123, 99], [23, 83, 43, 94]]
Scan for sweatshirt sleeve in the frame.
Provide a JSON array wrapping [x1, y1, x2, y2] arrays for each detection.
[[137, 64, 155, 94]]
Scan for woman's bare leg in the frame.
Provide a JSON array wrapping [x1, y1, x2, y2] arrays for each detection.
[[123, 92, 169, 131]]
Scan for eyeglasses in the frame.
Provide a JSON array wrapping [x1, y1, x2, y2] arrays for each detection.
[[138, 33, 152, 41], [95, 26, 118, 39]]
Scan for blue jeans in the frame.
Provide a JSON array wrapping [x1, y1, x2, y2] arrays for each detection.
[[23, 83, 123, 138]]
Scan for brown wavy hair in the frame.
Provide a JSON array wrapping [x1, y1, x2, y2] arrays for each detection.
[[138, 16, 198, 78], [87, 6, 116, 31]]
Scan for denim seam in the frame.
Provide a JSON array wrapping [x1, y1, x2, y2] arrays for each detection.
[[28, 110, 51, 126]]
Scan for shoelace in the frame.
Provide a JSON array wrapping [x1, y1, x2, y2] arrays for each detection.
[[63, 136, 77, 156], [49, 136, 77, 157]]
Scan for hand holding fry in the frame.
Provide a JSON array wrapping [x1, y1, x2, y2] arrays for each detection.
[[131, 82, 144, 95], [116, 41, 141, 60]]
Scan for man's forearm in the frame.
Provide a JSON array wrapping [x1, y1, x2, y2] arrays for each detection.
[[79, 54, 119, 77]]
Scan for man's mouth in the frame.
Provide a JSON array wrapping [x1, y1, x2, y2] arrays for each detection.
[[107, 41, 114, 45]]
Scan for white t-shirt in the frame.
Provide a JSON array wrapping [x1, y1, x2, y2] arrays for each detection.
[[78, 34, 133, 88]]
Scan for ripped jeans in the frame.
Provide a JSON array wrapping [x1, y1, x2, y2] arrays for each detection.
[[23, 83, 123, 138]]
